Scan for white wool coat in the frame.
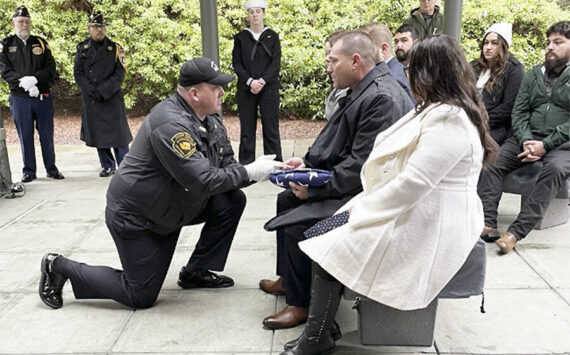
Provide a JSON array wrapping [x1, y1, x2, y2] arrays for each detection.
[[299, 103, 484, 310]]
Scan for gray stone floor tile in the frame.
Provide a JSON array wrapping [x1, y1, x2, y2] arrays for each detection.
[[232, 219, 277, 249], [16, 198, 105, 223], [517, 245, 570, 288], [0, 293, 132, 353], [112, 290, 275, 353], [0, 292, 19, 319], [243, 195, 280, 220], [0, 251, 45, 291], [436, 289, 570, 354], [484, 244, 548, 289], [559, 289, 570, 305], [0, 197, 44, 228], [0, 221, 94, 251], [520, 225, 570, 246]]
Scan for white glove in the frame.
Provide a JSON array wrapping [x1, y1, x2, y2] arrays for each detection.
[[28, 85, 40, 97], [244, 154, 282, 182], [19, 76, 38, 91]]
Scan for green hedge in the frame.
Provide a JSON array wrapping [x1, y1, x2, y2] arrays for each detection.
[[0, 0, 568, 118]]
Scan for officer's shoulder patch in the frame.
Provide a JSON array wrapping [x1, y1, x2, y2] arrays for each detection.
[[171, 132, 196, 159], [116, 44, 127, 70]]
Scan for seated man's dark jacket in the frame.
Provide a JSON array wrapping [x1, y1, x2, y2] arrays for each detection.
[[107, 93, 250, 235], [265, 63, 414, 230], [511, 65, 570, 151]]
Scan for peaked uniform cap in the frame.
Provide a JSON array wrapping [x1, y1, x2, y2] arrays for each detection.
[[88, 11, 106, 26], [485, 23, 512, 48], [13, 6, 30, 18], [244, 0, 268, 10]]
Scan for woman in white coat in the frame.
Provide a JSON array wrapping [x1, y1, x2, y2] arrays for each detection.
[[280, 35, 499, 355]]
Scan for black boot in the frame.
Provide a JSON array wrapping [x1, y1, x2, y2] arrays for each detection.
[[283, 321, 342, 351], [280, 274, 343, 355], [39, 253, 68, 309]]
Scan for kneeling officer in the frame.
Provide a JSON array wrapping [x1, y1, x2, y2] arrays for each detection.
[[38, 57, 281, 309]]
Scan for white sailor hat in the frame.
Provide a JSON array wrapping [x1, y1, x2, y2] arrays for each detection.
[[243, 0, 268, 10]]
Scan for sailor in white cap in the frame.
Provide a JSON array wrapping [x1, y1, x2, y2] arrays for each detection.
[[232, 0, 283, 164], [470, 22, 524, 148]]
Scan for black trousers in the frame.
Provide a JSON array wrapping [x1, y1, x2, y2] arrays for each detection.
[[97, 146, 129, 170], [236, 87, 282, 164], [9, 95, 58, 176], [275, 190, 321, 308], [478, 137, 570, 240], [53, 189, 246, 309]]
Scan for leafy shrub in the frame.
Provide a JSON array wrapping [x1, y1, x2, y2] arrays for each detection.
[[0, 0, 568, 119]]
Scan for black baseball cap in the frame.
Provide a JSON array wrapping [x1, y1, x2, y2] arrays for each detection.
[[178, 57, 234, 87]]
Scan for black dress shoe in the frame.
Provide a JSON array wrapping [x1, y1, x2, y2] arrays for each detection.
[[39, 253, 68, 309], [177, 267, 234, 289], [99, 168, 116, 177], [21, 174, 37, 183], [46, 172, 65, 180]]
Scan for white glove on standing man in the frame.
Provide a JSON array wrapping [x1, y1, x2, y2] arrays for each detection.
[[244, 154, 282, 182], [19, 76, 38, 91], [28, 85, 40, 97]]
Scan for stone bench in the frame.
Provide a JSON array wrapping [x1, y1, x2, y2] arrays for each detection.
[[343, 238, 486, 348], [502, 162, 569, 230]]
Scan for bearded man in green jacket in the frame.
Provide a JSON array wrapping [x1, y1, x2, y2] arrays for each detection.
[[478, 21, 570, 254]]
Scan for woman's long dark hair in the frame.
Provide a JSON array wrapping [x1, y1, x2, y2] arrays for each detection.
[[472, 33, 510, 93], [408, 35, 498, 168]]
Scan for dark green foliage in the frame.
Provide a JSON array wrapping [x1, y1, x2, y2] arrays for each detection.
[[0, 0, 568, 118]]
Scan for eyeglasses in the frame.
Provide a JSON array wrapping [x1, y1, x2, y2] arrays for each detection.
[[89, 24, 106, 31]]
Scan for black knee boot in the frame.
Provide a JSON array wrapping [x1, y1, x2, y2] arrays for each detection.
[[280, 273, 343, 355]]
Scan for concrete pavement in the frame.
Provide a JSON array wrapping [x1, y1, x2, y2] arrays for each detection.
[[1, 142, 569, 355]]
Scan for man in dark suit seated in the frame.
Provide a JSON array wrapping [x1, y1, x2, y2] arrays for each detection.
[[259, 31, 414, 329]]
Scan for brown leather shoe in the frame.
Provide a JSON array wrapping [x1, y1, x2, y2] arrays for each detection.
[[259, 276, 286, 295], [262, 305, 308, 329], [495, 232, 518, 254]]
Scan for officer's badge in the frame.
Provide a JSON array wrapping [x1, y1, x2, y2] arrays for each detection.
[[107, 45, 112, 51], [84, 44, 89, 49], [171, 132, 196, 159], [32, 46, 43, 55]]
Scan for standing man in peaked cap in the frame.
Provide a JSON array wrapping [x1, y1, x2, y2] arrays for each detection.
[[74, 11, 132, 177], [38, 58, 281, 310], [0, 6, 64, 183]]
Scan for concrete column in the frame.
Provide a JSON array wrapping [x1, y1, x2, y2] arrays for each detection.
[[443, 0, 464, 41], [200, 0, 220, 65], [0, 109, 14, 196]]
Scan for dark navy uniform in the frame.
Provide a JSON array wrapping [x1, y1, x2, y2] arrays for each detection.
[[232, 27, 282, 163], [0, 34, 59, 177], [53, 93, 250, 308], [74, 36, 132, 170]]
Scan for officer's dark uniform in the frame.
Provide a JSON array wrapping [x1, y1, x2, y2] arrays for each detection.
[[74, 28, 132, 172], [52, 91, 251, 308], [0, 9, 59, 179], [232, 27, 282, 164]]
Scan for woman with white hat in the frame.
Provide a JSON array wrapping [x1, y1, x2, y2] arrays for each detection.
[[232, 0, 283, 164], [471, 23, 524, 146]]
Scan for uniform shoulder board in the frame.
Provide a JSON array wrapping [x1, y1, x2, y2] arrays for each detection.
[[115, 44, 127, 70]]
